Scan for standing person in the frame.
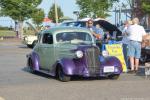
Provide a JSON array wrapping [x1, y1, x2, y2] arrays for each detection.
[[15, 21, 19, 38], [104, 31, 111, 43], [86, 19, 102, 40], [95, 24, 104, 40], [127, 18, 146, 72], [122, 20, 132, 69]]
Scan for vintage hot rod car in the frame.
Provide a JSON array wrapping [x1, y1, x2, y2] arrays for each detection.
[[26, 27, 122, 82]]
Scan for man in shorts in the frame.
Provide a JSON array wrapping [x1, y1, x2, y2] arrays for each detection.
[[127, 18, 146, 72]]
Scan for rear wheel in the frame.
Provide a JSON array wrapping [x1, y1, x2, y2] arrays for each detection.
[[27, 45, 33, 48], [28, 59, 35, 73], [57, 67, 71, 82]]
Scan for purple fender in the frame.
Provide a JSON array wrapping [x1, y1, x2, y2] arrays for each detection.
[[99, 55, 123, 74], [57, 58, 85, 75], [27, 51, 40, 71]]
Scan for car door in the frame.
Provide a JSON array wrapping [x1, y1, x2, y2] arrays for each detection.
[[39, 33, 55, 71]]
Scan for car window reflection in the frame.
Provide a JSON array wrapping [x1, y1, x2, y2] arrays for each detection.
[[56, 32, 92, 43], [42, 33, 53, 44]]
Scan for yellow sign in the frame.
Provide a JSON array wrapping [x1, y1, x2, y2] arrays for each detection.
[[105, 44, 127, 72]]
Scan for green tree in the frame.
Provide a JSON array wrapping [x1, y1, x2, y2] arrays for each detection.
[[48, 3, 64, 23], [142, 0, 150, 13], [76, 0, 118, 18], [32, 8, 45, 27], [0, 0, 42, 38], [124, 0, 150, 19], [141, 0, 150, 28]]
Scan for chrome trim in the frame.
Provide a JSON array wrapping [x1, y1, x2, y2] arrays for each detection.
[[85, 47, 100, 75]]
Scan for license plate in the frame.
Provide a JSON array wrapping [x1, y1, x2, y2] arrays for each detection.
[[103, 66, 115, 73]]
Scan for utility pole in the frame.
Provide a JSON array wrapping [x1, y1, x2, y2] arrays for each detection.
[[115, 7, 117, 25], [54, 0, 58, 24], [119, 5, 122, 26], [73, 11, 79, 21]]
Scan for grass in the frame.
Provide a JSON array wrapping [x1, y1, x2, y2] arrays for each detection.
[[0, 29, 36, 37], [0, 30, 16, 37]]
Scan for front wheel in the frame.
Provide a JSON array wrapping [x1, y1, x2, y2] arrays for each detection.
[[108, 74, 120, 80], [57, 67, 71, 82], [32, 40, 37, 48]]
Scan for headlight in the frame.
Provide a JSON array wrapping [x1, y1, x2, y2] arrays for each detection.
[[75, 50, 83, 58], [102, 50, 109, 57]]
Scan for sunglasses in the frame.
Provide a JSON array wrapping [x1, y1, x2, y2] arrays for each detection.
[[88, 23, 93, 24]]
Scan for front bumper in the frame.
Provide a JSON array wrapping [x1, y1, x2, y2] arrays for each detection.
[[80, 66, 121, 77]]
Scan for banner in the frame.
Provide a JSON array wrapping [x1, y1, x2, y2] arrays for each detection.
[[105, 44, 127, 72]]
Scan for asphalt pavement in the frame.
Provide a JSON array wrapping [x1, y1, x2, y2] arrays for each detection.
[[0, 39, 150, 100]]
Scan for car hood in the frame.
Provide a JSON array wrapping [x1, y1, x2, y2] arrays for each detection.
[[57, 43, 78, 50], [56, 43, 94, 50], [55, 44, 79, 59], [94, 19, 122, 36], [56, 43, 96, 58]]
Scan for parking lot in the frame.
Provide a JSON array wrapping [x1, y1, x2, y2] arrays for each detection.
[[0, 39, 150, 100]]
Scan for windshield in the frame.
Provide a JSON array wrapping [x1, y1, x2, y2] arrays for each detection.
[[56, 32, 92, 44]]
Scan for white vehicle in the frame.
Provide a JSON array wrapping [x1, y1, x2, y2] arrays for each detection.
[[22, 35, 37, 48], [22, 22, 38, 48]]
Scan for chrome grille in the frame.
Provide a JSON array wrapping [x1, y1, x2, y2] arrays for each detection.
[[85, 47, 100, 75]]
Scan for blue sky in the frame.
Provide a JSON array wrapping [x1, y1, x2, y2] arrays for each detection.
[[0, 0, 127, 27], [37, 0, 129, 23], [38, 0, 79, 19]]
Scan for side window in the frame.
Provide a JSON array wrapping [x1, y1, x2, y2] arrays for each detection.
[[42, 33, 53, 44]]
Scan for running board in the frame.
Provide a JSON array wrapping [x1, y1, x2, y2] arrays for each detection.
[[37, 69, 55, 76]]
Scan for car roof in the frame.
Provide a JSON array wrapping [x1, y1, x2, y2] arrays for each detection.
[[40, 27, 91, 35]]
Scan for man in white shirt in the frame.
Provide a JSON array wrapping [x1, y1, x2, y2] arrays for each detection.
[[127, 18, 146, 72]]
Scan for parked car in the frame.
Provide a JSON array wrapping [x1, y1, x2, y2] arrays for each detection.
[[22, 22, 38, 48], [26, 27, 122, 82], [22, 35, 37, 48], [145, 29, 150, 34], [140, 47, 150, 63], [140, 29, 150, 63]]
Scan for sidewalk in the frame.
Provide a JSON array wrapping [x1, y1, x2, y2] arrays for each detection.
[[0, 37, 21, 42]]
